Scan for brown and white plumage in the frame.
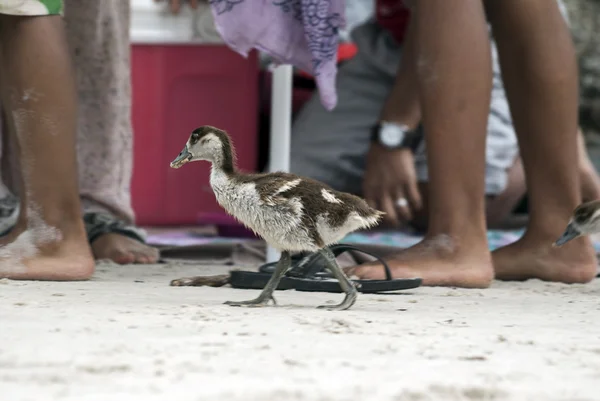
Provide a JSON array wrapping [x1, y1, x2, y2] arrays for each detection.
[[170, 125, 383, 310], [212, 171, 381, 252], [171, 126, 382, 252]]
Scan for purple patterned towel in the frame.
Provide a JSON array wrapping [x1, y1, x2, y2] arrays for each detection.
[[209, 0, 345, 110]]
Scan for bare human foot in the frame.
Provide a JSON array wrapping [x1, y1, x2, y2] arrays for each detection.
[[0, 222, 95, 281], [2, 218, 160, 264], [91, 233, 160, 264], [493, 233, 597, 283], [344, 234, 494, 288]]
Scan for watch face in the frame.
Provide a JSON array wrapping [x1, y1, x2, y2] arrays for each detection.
[[380, 124, 406, 147]]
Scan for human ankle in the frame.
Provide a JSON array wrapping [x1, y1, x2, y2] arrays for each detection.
[[23, 201, 83, 230], [426, 226, 487, 248], [9, 215, 85, 247], [419, 233, 491, 264], [37, 221, 85, 245], [525, 216, 575, 243]]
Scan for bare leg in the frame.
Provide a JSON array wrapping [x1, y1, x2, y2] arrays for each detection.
[[577, 129, 600, 202], [410, 156, 528, 231], [488, 0, 597, 283], [224, 251, 291, 307], [0, 111, 25, 240], [346, 0, 495, 287], [0, 116, 19, 235], [63, 0, 158, 264], [0, 15, 94, 280], [316, 248, 357, 311]]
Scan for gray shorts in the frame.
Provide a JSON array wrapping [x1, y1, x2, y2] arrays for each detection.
[[290, 19, 518, 196]]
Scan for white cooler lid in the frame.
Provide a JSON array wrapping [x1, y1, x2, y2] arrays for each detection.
[[130, 0, 223, 44]]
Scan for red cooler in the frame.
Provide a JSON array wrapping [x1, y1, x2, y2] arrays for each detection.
[[130, 2, 259, 226]]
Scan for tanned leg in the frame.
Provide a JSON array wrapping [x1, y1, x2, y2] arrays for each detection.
[[0, 15, 94, 280], [488, 0, 597, 283], [346, 0, 494, 287], [577, 128, 600, 202], [410, 156, 527, 232]]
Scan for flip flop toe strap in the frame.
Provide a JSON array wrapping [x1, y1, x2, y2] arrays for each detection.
[[284, 244, 393, 281], [84, 212, 147, 245], [321, 243, 393, 281], [257, 244, 392, 281]]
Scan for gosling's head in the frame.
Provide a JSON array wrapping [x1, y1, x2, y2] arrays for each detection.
[[554, 200, 600, 247], [170, 126, 232, 169]]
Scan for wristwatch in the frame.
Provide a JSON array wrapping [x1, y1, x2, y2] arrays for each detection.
[[371, 121, 421, 150]]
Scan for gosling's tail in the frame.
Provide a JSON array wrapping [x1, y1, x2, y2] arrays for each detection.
[[352, 199, 384, 230]]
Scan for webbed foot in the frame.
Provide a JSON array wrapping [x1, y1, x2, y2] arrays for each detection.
[[224, 251, 291, 308], [224, 295, 277, 308], [316, 248, 359, 311], [317, 290, 357, 311]]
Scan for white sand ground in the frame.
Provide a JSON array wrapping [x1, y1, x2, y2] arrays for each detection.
[[1, 262, 600, 401]]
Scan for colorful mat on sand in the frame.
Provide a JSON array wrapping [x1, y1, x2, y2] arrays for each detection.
[[345, 230, 600, 253], [343, 230, 527, 251], [147, 228, 600, 253]]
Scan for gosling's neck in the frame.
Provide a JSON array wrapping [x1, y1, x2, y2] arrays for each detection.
[[209, 140, 236, 176], [209, 152, 238, 194]]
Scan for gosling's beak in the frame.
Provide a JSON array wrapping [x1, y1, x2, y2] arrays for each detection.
[[554, 223, 582, 247], [170, 147, 192, 169]]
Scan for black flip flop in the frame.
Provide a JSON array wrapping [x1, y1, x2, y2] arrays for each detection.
[[229, 244, 422, 293], [228, 251, 317, 291], [84, 212, 148, 245]]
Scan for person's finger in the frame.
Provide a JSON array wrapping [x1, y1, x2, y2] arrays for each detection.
[[393, 189, 413, 223], [365, 195, 378, 210], [405, 178, 423, 211], [190, 0, 199, 9], [363, 177, 381, 209], [170, 0, 181, 14], [363, 183, 377, 209], [380, 193, 399, 226]]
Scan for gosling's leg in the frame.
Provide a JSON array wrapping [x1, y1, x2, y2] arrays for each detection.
[[316, 248, 358, 311], [224, 251, 291, 307]]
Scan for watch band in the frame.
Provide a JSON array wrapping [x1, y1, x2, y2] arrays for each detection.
[[371, 122, 422, 151]]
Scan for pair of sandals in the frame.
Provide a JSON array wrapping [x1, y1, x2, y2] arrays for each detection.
[[228, 243, 422, 294]]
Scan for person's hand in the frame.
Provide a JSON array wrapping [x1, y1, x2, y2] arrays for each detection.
[[363, 144, 422, 227], [154, 0, 199, 14]]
